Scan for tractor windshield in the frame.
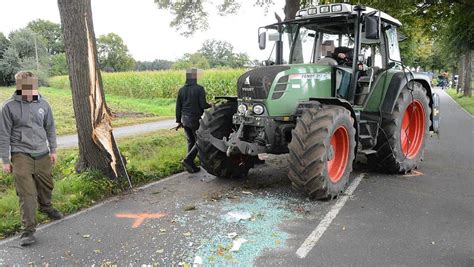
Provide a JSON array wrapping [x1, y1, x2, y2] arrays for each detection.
[[264, 18, 357, 65]]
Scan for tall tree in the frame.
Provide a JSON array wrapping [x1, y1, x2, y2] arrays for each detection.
[[97, 33, 135, 72], [199, 39, 249, 68], [0, 32, 9, 59], [0, 47, 21, 85], [57, 0, 128, 179], [27, 19, 65, 55]]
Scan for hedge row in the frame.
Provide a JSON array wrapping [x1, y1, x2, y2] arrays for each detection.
[[49, 69, 245, 99]]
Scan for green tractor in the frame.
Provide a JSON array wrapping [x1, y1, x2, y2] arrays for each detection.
[[196, 3, 440, 199]]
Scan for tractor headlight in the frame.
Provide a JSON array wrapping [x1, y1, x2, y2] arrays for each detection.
[[308, 8, 317, 15], [331, 4, 342, 12], [253, 104, 265, 115], [238, 104, 247, 115], [320, 6, 330, 13]]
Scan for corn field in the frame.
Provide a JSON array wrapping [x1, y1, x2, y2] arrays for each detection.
[[49, 69, 245, 99]]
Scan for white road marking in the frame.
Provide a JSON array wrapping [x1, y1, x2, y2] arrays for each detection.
[[295, 173, 365, 258], [0, 171, 187, 246]]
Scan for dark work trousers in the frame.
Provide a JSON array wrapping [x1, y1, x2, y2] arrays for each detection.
[[183, 126, 198, 164], [12, 153, 54, 233]]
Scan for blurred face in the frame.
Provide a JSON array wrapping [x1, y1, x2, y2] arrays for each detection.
[[186, 69, 203, 81], [16, 76, 39, 102]]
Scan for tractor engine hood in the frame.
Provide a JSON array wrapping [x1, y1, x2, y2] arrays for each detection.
[[237, 65, 290, 100]]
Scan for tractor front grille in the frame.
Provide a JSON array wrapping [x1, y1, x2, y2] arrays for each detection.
[[237, 66, 290, 99]]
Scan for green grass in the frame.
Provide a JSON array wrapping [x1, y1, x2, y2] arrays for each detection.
[[446, 88, 474, 115], [0, 130, 187, 238], [0, 87, 175, 135]]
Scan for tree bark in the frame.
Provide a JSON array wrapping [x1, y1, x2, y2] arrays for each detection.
[[57, 0, 128, 179], [458, 54, 464, 93], [463, 50, 472, 97], [284, 0, 301, 21]]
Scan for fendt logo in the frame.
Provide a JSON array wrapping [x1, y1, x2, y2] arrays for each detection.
[[242, 75, 254, 91], [244, 75, 251, 85]]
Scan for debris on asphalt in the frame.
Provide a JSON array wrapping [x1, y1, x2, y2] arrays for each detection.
[[227, 232, 238, 239], [241, 191, 253, 195], [186, 195, 304, 266], [229, 238, 248, 252], [184, 205, 196, 211], [156, 249, 164, 254], [82, 234, 90, 238], [183, 232, 192, 237], [193, 256, 203, 266], [224, 211, 252, 223]]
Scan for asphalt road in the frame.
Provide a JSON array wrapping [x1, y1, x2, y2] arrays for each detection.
[[57, 119, 176, 149], [0, 89, 472, 266]]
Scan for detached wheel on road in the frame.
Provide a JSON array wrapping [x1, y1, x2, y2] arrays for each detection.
[[196, 101, 257, 178], [288, 105, 356, 200], [368, 82, 430, 173]]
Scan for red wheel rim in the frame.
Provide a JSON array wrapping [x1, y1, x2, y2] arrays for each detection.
[[401, 100, 425, 159], [327, 126, 350, 183]]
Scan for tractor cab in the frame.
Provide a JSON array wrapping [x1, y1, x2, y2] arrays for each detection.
[[257, 3, 402, 106]]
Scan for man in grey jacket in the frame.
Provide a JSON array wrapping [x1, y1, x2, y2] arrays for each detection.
[[0, 71, 62, 246]]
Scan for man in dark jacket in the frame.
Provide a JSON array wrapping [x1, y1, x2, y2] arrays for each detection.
[[176, 68, 211, 173], [0, 71, 63, 246]]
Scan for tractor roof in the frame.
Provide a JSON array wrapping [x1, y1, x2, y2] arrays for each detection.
[[266, 3, 401, 29]]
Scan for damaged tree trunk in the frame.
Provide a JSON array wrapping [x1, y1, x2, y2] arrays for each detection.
[[57, 0, 128, 179]]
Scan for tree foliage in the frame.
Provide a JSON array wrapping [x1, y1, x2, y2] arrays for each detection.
[[172, 52, 210, 70], [199, 39, 249, 68], [49, 53, 69, 76], [154, 0, 241, 36], [97, 33, 135, 72], [136, 59, 173, 71], [27, 19, 65, 55], [0, 47, 21, 85]]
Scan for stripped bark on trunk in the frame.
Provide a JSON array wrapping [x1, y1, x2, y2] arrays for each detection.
[[57, 0, 127, 179]]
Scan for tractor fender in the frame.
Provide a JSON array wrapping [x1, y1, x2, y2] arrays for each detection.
[[381, 72, 436, 131], [307, 98, 359, 153]]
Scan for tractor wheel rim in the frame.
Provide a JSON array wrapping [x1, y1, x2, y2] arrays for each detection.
[[401, 100, 425, 159], [327, 126, 350, 183]]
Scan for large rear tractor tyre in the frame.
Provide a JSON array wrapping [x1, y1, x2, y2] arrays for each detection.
[[288, 105, 356, 200], [368, 82, 431, 173], [196, 101, 257, 178]]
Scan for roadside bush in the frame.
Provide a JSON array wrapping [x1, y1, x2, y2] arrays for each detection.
[[50, 69, 245, 100]]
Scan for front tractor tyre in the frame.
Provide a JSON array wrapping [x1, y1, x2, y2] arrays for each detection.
[[196, 101, 257, 178], [368, 82, 431, 173], [288, 105, 356, 200]]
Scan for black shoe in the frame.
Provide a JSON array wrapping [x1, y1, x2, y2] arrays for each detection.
[[192, 166, 201, 173], [20, 231, 36, 246], [40, 208, 63, 220], [182, 160, 198, 173], [255, 158, 266, 165]]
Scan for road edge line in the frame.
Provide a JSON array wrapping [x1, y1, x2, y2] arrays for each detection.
[[295, 173, 365, 258], [0, 171, 187, 246]]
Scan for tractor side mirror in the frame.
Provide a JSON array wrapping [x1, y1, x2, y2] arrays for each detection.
[[365, 16, 380, 39], [259, 32, 267, 50]]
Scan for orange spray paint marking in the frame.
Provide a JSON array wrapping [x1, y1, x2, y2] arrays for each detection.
[[115, 213, 167, 228], [403, 170, 424, 177]]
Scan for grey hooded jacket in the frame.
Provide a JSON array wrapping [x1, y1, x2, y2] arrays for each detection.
[[0, 94, 57, 164]]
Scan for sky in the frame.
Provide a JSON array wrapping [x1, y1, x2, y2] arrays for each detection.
[[0, 0, 286, 61]]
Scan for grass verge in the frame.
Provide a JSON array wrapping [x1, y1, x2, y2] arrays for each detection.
[[446, 88, 474, 115], [0, 130, 187, 238], [0, 87, 175, 135]]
